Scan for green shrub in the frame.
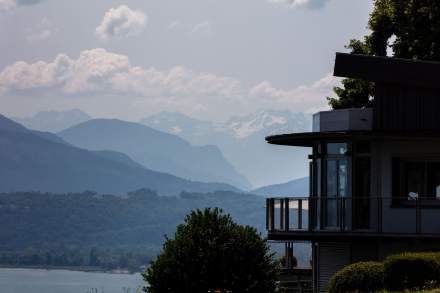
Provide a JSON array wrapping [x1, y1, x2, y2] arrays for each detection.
[[383, 252, 440, 291], [327, 261, 385, 293]]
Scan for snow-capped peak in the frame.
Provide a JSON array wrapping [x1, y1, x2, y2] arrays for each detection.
[[226, 110, 311, 138]]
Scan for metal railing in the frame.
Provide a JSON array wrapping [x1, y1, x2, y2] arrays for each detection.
[[266, 197, 440, 236]]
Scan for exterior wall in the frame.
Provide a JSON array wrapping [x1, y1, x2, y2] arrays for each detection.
[[372, 140, 440, 234], [316, 240, 440, 293], [312, 108, 372, 132], [317, 243, 350, 293], [374, 84, 440, 131]]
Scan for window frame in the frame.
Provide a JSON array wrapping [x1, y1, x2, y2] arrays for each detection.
[[392, 157, 440, 208]]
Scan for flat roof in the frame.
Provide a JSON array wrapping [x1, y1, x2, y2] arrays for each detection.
[[334, 53, 440, 88], [266, 131, 440, 147]]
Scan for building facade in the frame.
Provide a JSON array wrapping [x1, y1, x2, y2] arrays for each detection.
[[266, 53, 440, 292]]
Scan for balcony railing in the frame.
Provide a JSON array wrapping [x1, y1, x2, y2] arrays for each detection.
[[266, 197, 440, 237]]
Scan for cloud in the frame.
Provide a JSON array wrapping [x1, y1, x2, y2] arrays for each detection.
[[0, 0, 15, 11], [190, 21, 212, 38], [167, 21, 180, 31], [0, 0, 42, 11], [249, 74, 339, 113], [26, 18, 58, 41], [0, 48, 241, 98], [0, 48, 337, 118], [96, 5, 147, 40], [17, 0, 42, 5], [268, 0, 330, 9]]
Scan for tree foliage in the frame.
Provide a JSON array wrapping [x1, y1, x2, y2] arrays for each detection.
[[143, 208, 278, 293], [329, 0, 440, 109], [0, 190, 269, 272]]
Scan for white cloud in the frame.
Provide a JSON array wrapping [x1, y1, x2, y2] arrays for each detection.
[[167, 21, 180, 31], [190, 21, 212, 38], [249, 74, 339, 113], [17, 0, 42, 5], [0, 48, 338, 119], [0, 0, 42, 11], [96, 5, 147, 40], [26, 18, 58, 41], [0, 48, 241, 98], [268, 0, 330, 9], [0, 0, 16, 11]]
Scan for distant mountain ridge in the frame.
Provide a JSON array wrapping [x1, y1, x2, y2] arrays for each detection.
[[141, 110, 311, 142], [59, 119, 250, 189], [141, 110, 312, 187], [12, 109, 91, 132], [252, 177, 309, 198], [0, 115, 239, 195]]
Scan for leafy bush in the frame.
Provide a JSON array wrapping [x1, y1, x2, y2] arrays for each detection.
[[143, 208, 278, 293], [383, 252, 440, 291], [327, 261, 385, 293]]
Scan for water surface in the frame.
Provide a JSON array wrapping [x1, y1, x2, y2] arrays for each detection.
[[0, 268, 144, 293]]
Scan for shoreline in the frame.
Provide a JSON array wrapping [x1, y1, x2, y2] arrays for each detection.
[[0, 265, 141, 275]]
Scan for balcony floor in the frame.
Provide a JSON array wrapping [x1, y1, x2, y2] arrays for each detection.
[[268, 230, 440, 242]]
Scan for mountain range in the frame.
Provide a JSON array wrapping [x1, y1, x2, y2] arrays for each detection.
[[0, 115, 238, 195], [58, 119, 250, 189], [141, 110, 313, 188], [12, 109, 92, 133], [12, 109, 313, 189]]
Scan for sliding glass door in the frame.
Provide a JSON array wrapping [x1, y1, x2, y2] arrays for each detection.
[[323, 143, 349, 229]]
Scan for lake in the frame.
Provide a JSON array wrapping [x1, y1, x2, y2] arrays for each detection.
[[0, 268, 144, 293]]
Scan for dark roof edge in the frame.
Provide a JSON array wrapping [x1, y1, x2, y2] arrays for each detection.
[[266, 130, 440, 147], [334, 53, 440, 88]]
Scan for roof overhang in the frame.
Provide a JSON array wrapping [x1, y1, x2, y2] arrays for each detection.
[[266, 131, 440, 147], [334, 53, 440, 88]]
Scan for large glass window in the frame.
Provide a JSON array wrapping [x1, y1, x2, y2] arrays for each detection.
[[323, 143, 350, 228], [395, 160, 440, 199]]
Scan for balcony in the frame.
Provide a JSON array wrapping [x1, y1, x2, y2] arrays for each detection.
[[266, 197, 440, 241]]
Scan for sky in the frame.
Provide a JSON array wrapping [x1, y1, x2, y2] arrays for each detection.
[[0, 0, 373, 122]]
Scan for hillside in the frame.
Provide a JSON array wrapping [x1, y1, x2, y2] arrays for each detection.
[[0, 115, 238, 195], [59, 119, 250, 189], [0, 190, 310, 271], [252, 177, 309, 197]]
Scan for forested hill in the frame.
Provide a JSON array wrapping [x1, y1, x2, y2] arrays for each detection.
[[0, 115, 238, 195], [0, 190, 266, 271]]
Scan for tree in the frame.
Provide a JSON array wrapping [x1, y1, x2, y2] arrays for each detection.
[[143, 208, 278, 293], [329, 0, 440, 109]]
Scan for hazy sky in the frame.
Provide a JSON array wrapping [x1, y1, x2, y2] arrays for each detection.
[[0, 0, 373, 121]]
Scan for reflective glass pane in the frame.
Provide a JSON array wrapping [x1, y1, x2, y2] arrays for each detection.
[[326, 199, 338, 227], [406, 162, 424, 199], [327, 160, 337, 197], [327, 143, 348, 155], [338, 160, 348, 197]]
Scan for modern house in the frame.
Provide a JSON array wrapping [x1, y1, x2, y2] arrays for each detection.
[[266, 53, 440, 292]]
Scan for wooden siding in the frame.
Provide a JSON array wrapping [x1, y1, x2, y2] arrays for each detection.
[[318, 243, 350, 293], [374, 83, 440, 131]]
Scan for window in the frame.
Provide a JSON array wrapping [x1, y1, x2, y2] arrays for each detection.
[[327, 143, 348, 155], [323, 142, 350, 228], [394, 159, 440, 199]]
